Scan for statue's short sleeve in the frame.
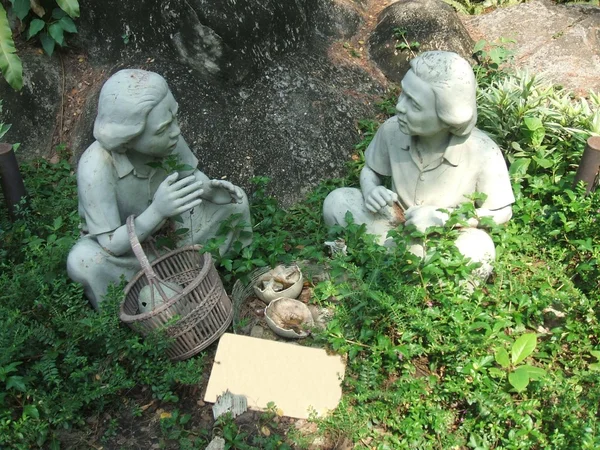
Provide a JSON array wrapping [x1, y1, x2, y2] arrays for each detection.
[[365, 118, 397, 177], [476, 138, 516, 211], [77, 144, 122, 236]]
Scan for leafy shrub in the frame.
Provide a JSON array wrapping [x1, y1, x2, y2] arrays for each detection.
[[0, 156, 205, 448], [0, 0, 80, 90]]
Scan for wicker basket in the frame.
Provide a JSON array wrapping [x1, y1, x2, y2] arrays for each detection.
[[120, 216, 232, 361]]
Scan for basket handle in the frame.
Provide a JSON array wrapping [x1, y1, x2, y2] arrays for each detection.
[[126, 215, 178, 306], [127, 215, 158, 281]]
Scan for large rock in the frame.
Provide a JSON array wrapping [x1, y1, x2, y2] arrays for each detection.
[[0, 50, 61, 158], [75, 0, 311, 81], [70, 47, 383, 207], [369, 0, 474, 83], [309, 0, 364, 39], [8, 0, 388, 206], [464, 0, 600, 96]]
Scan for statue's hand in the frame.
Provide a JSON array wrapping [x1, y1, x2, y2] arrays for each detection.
[[365, 186, 399, 213], [404, 205, 449, 233], [203, 179, 244, 205], [152, 173, 204, 218]]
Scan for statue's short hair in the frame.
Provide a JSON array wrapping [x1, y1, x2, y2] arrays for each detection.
[[409, 51, 477, 136], [93, 69, 170, 153]]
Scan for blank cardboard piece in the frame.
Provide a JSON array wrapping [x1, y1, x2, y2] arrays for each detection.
[[204, 333, 346, 419]]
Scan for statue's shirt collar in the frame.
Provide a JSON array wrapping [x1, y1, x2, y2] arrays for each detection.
[[111, 152, 155, 179], [400, 134, 466, 168]]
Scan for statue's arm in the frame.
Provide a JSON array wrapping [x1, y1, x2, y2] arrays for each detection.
[[469, 204, 512, 227], [360, 165, 398, 213], [96, 173, 204, 256]]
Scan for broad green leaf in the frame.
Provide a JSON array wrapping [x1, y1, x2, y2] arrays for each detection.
[[488, 367, 505, 378], [52, 7, 66, 19], [473, 40, 486, 53], [511, 333, 537, 365], [495, 347, 510, 368], [40, 32, 55, 56], [509, 158, 530, 177], [6, 375, 26, 391], [508, 366, 530, 392], [532, 156, 553, 169], [0, 5, 23, 90], [56, 0, 79, 18], [590, 350, 600, 360], [53, 216, 63, 230], [523, 116, 543, 131], [11, 0, 30, 20], [48, 23, 64, 46], [27, 19, 45, 40], [58, 16, 77, 34], [22, 404, 39, 419], [0, 122, 10, 139], [521, 364, 546, 380], [589, 363, 600, 371]]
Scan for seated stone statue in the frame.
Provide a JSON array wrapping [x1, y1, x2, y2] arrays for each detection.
[[323, 51, 514, 279], [67, 69, 252, 309]]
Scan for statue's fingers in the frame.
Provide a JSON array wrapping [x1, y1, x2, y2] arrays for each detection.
[[210, 179, 226, 188], [177, 190, 203, 205], [234, 187, 244, 202], [176, 199, 202, 214], [174, 181, 203, 196], [163, 172, 180, 185], [366, 198, 380, 213], [171, 175, 197, 190]]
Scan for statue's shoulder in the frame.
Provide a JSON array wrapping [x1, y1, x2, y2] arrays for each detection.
[[379, 116, 402, 133], [78, 142, 114, 177], [466, 128, 501, 154], [374, 116, 409, 145]]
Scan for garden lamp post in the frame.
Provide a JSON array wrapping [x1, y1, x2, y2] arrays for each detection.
[[574, 136, 600, 194], [0, 143, 27, 220]]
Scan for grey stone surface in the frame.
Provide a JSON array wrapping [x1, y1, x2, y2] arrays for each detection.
[[309, 0, 364, 39], [0, 50, 61, 157], [75, 0, 311, 82], [72, 49, 382, 207], [9, 0, 383, 207], [369, 0, 474, 84], [465, 0, 600, 95]]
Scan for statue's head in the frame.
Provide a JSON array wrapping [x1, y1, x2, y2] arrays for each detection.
[[93, 69, 170, 153], [400, 51, 477, 137]]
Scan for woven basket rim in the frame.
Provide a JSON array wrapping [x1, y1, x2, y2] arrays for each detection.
[[119, 244, 211, 323]]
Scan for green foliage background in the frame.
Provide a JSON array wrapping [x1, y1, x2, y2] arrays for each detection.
[[1, 58, 600, 448]]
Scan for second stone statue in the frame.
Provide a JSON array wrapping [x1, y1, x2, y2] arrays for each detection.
[[323, 51, 515, 282]]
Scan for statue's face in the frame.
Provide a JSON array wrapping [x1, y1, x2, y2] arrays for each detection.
[[396, 70, 446, 137], [128, 91, 181, 157]]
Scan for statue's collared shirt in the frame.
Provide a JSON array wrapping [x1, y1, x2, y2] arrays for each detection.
[[365, 116, 515, 211], [77, 140, 198, 237]]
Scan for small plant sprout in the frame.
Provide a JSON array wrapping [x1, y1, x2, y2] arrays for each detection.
[[492, 333, 547, 392], [393, 27, 420, 57]]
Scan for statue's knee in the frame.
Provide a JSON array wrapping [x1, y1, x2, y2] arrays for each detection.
[[323, 188, 358, 227], [67, 241, 90, 283], [67, 239, 103, 284], [455, 228, 496, 263]]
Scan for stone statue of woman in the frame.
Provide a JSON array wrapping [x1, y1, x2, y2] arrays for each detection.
[[323, 51, 515, 280], [67, 69, 252, 309]]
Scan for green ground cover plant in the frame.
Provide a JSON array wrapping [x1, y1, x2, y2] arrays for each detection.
[[1, 54, 600, 448]]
